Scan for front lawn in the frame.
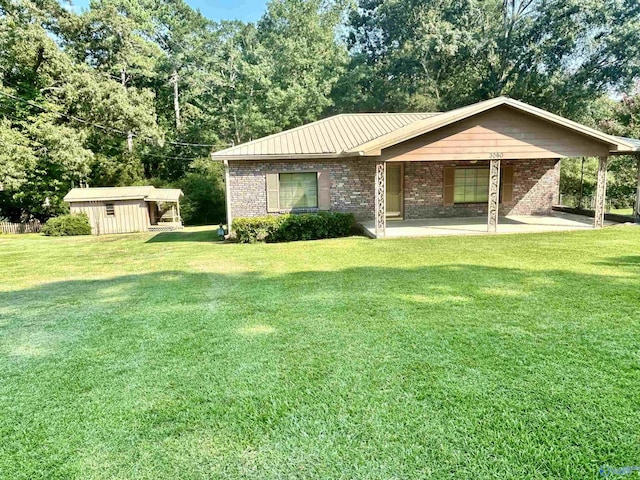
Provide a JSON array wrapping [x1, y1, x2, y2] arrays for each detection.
[[1, 226, 639, 479]]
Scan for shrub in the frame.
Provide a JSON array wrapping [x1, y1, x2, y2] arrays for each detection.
[[176, 169, 226, 226], [232, 212, 355, 243], [42, 213, 91, 236], [232, 216, 282, 243]]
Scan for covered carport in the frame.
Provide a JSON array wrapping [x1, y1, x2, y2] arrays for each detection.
[[364, 98, 640, 237]]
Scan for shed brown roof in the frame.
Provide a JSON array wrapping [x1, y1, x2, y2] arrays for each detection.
[[64, 186, 183, 203]]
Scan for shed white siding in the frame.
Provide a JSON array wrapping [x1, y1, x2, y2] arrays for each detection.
[[70, 200, 150, 235]]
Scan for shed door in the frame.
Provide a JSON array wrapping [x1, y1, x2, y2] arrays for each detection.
[[386, 163, 403, 217]]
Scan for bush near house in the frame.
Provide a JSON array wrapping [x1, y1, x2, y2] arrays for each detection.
[[41, 213, 91, 236], [232, 216, 281, 243], [232, 212, 355, 243]]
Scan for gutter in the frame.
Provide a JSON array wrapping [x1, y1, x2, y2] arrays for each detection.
[[210, 151, 368, 161]]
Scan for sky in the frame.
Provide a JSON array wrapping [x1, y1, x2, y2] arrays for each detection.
[[69, 0, 269, 23]]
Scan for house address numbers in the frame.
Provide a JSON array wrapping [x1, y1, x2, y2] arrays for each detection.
[[489, 152, 504, 159]]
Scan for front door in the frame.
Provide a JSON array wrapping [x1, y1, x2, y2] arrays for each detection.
[[386, 163, 403, 218]]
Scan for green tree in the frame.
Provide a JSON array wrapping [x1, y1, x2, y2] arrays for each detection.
[[175, 159, 226, 225], [96, 0, 224, 179], [0, 119, 36, 192], [560, 93, 640, 211], [255, 0, 349, 132], [599, 94, 640, 210], [341, 0, 640, 117], [65, 0, 164, 183], [0, 0, 94, 219]]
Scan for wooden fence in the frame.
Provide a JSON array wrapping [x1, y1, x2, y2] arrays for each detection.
[[0, 220, 42, 234]]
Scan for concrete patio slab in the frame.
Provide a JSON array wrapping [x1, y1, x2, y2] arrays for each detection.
[[361, 211, 620, 238]]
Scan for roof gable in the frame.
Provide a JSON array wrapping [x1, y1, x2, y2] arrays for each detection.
[[353, 97, 635, 155], [380, 105, 612, 161]]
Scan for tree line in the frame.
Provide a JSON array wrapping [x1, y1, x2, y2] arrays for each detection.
[[1, 0, 639, 223]]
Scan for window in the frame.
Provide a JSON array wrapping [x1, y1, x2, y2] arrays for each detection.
[[105, 203, 115, 216], [454, 168, 489, 203], [278, 172, 318, 210]]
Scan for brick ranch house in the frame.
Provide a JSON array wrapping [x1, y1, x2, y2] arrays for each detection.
[[211, 97, 640, 237]]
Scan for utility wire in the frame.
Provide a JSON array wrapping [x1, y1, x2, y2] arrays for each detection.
[[0, 106, 208, 161], [140, 151, 209, 161], [0, 89, 130, 135], [0, 88, 231, 149]]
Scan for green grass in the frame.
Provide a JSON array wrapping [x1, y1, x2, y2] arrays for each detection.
[[611, 207, 634, 216], [1, 226, 640, 479]]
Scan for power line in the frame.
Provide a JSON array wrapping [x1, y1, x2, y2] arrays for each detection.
[[167, 140, 224, 147], [1, 104, 214, 161], [0, 87, 231, 149], [141, 151, 208, 161], [0, 89, 130, 135], [1, 109, 212, 161]]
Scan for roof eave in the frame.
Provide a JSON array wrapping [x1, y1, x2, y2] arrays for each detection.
[[147, 191, 184, 202], [65, 195, 148, 202], [210, 152, 363, 161], [609, 147, 640, 155]]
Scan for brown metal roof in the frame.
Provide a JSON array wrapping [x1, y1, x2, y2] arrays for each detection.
[[211, 113, 440, 159], [64, 186, 183, 203], [211, 97, 639, 160]]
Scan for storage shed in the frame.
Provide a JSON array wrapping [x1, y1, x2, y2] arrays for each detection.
[[63, 186, 184, 235]]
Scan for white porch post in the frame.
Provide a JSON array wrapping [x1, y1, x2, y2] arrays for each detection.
[[487, 158, 501, 233], [594, 156, 608, 229], [374, 161, 386, 237], [176, 200, 181, 224]]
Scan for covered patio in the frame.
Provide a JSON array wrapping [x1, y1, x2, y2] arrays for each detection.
[[362, 211, 618, 238], [366, 98, 640, 238]]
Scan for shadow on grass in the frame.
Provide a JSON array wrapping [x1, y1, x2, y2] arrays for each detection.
[[2, 261, 638, 339], [594, 255, 640, 270], [146, 228, 221, 243], [1, 261, 637, 387], [1, 261, 640, 479]]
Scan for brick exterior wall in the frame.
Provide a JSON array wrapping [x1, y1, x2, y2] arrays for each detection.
[[228, 158, 376, 220], [403, 159, 560, 219], [228, 158, 560, 221]]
